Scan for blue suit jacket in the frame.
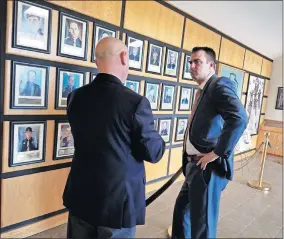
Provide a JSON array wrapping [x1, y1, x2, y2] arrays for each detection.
[[184, 74, 248, 180], [63, 73, 165, 228]]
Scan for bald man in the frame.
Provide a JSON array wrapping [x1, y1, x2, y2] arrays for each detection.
[[63, 37, 165, 238]]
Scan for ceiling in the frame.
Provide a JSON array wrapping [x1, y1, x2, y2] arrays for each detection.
[[169, 1, 282, 60]]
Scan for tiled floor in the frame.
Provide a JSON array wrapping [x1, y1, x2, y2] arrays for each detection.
[[29, 155, 283, 238]]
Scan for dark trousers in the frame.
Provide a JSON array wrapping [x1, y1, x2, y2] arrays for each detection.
[[171, 161, 228, 239], [67, 213, 136, 239]]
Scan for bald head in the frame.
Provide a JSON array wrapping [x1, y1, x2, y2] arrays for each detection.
[[95, 37, 129, 82]]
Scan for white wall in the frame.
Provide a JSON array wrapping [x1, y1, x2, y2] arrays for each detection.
[[265, 56, 283, 121]]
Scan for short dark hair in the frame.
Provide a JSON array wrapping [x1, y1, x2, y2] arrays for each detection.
[[192, 47, 216, 62]]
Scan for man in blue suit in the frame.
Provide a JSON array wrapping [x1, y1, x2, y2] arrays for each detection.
[[63, 37, 165, 238], [171, 47, 248, 239]]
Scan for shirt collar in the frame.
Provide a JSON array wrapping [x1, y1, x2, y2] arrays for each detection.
[[199, 72, 214, 90]]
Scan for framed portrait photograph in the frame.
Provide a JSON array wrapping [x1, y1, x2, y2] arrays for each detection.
[[164, 48, 179, 77], [13, 0, 51, 53], [58, 12, 88, 60], [179, 87, 192, 111], [175, 118, 188, 142], [275, 87, 283, 110], [160, 84, 175, 110], [54, 122, 74, 160], [92, 25, 116, 61], [158, 118, 172, 143], [125, 80, 140, 94], [56, 69, 85, 109], [127, 36, 144, 71], [245, 75, 265, 135], [182, 54, 192, 80], [219, 64, 245, 99], [10, 121, 46, 167], [146, 43, 163, 74], [144, 82, 160, 110], [11, 61, 48, 109]]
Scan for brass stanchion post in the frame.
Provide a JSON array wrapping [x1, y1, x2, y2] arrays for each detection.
[[247, 132, 272, 191]]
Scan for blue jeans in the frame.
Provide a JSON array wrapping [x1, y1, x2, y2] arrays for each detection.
[[171, 161, 228, 239], [67, 213, 136, 238]]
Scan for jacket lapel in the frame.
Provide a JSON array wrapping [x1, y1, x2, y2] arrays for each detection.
[[189, 74, 219, 134]]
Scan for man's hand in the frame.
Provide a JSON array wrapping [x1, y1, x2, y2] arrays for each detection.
[[196, 151, 219, 170]]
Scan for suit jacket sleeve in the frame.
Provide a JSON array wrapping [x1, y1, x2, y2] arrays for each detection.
[[213, 77, 248, 159], [132, 97, 165, 163]]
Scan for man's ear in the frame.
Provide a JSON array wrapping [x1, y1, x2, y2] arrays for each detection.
[[120, 51, 128, 66]]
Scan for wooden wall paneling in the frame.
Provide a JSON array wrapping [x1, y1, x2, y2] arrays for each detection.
[[171, 118, 178, 146], [219, 38, 245, 69], [146, 174, 184, 194], [261, 98, 268, 113], [183, 19, 221, 58], [260, 58, 273, 78], [124, 1, 184, 47], [242, 73, 249, 93], [0, 212, 68, 239], [241, 94, 246, 105], [251, 135, 258, 149], [1, 167, 70, 228], [4, 61, 66, 115], [6, 4, 98, 68], [168, 147, 182, 175], [2, 121, 72, 173], [259, 115, 265, 125], [234, 149, 255, 161], [243, 50, 262, 74], [264, 79, 270, 96], [145, 149, 169, 182], [48, 0, 122, 26]]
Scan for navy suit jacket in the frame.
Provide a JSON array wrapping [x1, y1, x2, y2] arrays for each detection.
[[184, 74, 248, 180], [62, 73, 165, 229]]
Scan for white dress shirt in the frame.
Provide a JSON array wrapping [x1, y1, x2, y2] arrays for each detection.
[[185, 72, 214, 155]]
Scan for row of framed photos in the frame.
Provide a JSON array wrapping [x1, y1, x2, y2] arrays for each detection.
[[11, 61, 86, 109], [125, 80, 198, 111], [9, 121, 73, 167], [10, 60, 197, 110], [13, 0, 193, 79], [9, 117, 187, 167]]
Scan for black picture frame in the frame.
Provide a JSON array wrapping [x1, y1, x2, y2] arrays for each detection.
[[275, 87, 283, 110], [90, 72, 96, 82], [244, 74, 265, 136], [160, 84, 175, 111], [91, 24, 117, 62], [12, 0, 52, 54], [158, 118, 172, 143], [10, 61, 49, 110], [175, 117, 188, 142], [145, 43, 164, 75], [9, 121, 46, 167], [126, 34, 144, 72], [57, 12, 88, 61], [125, 79, 140, 94], [144, 81, 161, 111], [53, 120, 74, 160], [178, 86, 192, 111], [182, 54, 193, 81], [55, 68, 86, 110], [163, 48, 179, 78]]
